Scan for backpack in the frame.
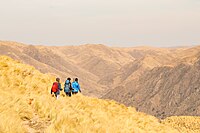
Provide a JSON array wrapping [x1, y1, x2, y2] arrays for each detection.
[[64, 80, 71, 92], [51, 82, 59, 92]]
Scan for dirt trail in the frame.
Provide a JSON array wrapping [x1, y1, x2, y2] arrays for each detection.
[[23, 113, 51, 133]]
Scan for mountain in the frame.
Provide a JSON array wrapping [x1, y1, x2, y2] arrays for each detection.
[[1, 55, 200, 132], [0, 41, 138, 97], [0, 41, 118, 97], [0, 41, 163, 96], [1, 41, 200, 119], [103, 47, 200, 118]]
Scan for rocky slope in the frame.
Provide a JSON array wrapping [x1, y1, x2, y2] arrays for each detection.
[[103, 53, 200, 118]]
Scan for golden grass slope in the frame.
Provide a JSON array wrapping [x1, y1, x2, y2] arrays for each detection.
[[0, 56, 199, 133], [162, 116, 200, 133], [0, 56, 54, 133]]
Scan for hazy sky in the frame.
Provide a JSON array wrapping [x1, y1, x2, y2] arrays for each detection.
[[0, 0, 200, 47]]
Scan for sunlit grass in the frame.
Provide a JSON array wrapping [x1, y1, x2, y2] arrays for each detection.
[[0, 56, 199, 133]]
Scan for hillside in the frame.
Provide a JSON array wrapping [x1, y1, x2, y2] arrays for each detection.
[[0, 56, 180, 133], [1, 41, 200, 119], [0, 41, 176, 95], [1, 55, 200, 132], [103, 56, 200, 118], [0, 41, 111, 97]]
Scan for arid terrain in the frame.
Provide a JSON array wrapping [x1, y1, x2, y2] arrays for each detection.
[[1, 41, 200, 119], [1, 55, 200, 133]]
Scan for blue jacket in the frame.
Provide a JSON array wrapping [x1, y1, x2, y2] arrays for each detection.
[[72, 81, 80, 92]]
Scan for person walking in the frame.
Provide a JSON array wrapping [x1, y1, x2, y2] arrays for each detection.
[[64, 77, 72, 97], [51, 78, 62, 99], [72, 78, 81, 95]]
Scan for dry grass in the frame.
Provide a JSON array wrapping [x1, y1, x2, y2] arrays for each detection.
[[0, 56, 199, 133], [162, 116, 200, 133]]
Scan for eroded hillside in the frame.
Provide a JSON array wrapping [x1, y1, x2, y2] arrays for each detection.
[[1, 56, 200, 132], [104, 55, 200, 119]]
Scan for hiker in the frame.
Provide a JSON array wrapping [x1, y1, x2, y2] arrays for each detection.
[[72, 78, 81, 95], [51, 78, 62, 99], [64, 77, 73, 97]]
